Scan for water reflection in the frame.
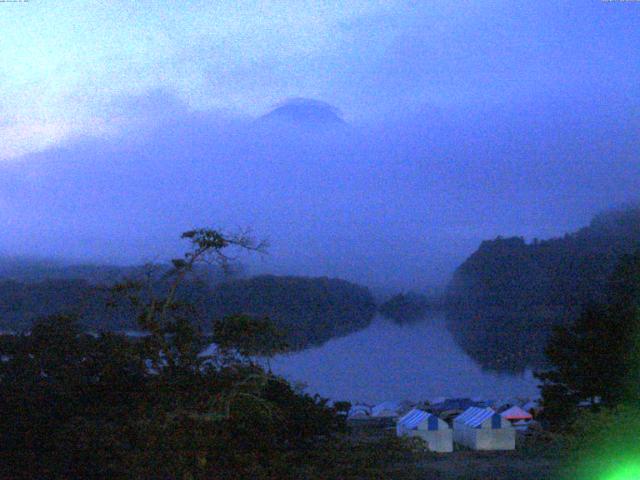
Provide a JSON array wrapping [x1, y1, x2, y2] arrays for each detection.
[[270, 314, 539, 404]]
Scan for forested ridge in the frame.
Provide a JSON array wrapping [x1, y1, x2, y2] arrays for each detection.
[[206, 275, 376, 349], [0, 258, 141, 284], [0, 265, 376, 349], [446, 206, 640, 372], [378, 292, 438, 324]]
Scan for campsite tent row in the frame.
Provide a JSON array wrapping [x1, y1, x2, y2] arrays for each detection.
[[352, 398, 540, 421], [396, 407, 515, 452], [347, 401, 412, 419]]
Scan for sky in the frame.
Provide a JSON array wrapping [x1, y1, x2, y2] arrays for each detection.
[[1, 1, 639, 290]]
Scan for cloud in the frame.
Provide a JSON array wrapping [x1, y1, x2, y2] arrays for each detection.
[[0, 1, 398, 159], [3, 1, 638, 160]]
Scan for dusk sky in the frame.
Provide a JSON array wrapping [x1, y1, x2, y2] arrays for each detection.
[[1, 1, 639, 290]]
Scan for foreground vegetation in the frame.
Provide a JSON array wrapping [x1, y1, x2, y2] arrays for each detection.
[[0, 230, 404, 479], [0, 225, 638, 478], [392, 447, 560, 480]]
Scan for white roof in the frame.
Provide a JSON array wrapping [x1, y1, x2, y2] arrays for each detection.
[[372, 401, 400, 416], [455, 407, 497, 428], [198, 342, 219, 357], [348, 405, 371, 416]]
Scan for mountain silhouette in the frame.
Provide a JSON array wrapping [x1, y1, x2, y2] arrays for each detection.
[[258, 98, 346, 127]]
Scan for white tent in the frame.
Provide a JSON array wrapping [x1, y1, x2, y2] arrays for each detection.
[[372, 401, 401, 418], [453, 407, 515, 451], [348, 404, 371, 419], [396, 409, 453, 452]]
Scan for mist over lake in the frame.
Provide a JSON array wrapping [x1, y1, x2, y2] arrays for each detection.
[[270, 313, 538, 404]]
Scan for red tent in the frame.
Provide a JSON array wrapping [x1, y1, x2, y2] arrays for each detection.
[[500, 406, 533, 421]]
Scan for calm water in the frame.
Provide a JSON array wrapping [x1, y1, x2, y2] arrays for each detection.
[[270, 313, 539, 404]]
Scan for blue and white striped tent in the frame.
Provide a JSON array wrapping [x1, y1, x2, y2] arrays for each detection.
[[455, 407, 506, 429], [396, 409, 453, 452], [453, 407, 515, 450], [397, 409, 443, 431]]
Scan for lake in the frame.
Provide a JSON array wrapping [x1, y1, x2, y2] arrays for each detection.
[[269, 313, 539, 404]]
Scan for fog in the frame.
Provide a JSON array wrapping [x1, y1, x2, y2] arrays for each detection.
[[1, 92, 638, 291], [1, 1, 639, 291]]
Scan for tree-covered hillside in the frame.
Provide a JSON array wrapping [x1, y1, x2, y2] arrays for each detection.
[[0, 258, 230, 285], [0, 267, 376, 350], [205, 275, 377, 349], [0, 262, 224, 332], [378, 292, 437, 324], [446, 206, 640, 372]]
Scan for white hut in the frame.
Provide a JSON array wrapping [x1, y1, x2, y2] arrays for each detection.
[[348, 404, 371, 419], [396, 409, 453, 452], [453, 407, 515, 451], [372, 401, 401, 418]]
